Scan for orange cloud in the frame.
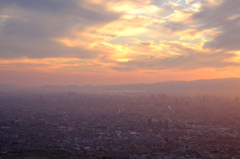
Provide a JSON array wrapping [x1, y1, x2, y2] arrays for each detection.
[[0, 0, 240, 86]]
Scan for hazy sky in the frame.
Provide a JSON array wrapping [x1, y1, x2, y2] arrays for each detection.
[[0, 0, 240, 86]]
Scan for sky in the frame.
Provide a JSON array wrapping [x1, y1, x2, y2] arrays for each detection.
[[0, 0, 240, 86]]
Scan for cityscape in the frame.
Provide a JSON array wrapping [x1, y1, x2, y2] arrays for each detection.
[[1, 91, 239, 159], [1, 0, 240, 158]]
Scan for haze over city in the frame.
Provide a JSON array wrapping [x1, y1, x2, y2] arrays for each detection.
[[1, 1, 240, 159], [0, 0, 240, 86]]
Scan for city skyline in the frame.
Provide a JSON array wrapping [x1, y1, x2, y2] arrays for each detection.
[[1, 0, 240, 86]]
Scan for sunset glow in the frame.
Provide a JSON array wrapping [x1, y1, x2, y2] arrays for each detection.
[[0, 0, 240, 86]]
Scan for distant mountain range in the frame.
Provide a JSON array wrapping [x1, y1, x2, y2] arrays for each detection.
[[39, 78, 240, 95], [1, 78, 240, 95]]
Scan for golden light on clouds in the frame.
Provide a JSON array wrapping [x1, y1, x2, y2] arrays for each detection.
[[0, 0, 240, 86], [227, 51, 240, 63], [116, 58, 132, 62]]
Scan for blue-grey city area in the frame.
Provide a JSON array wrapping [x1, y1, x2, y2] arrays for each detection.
[[0, 92, 240, 159]]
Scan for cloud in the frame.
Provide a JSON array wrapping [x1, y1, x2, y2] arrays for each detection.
[[111, 40, 240, 71], [193, 0, 240, 51], [1, 0, 240, 84], [0, 57, 110, 74], [161, 0, 240, 52], [0, 0, 121, 58], [113, 53, 239, 71], [0, 0, 74, 12]]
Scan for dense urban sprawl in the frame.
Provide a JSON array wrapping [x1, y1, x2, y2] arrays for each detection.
[[0, 92, 240, 159]]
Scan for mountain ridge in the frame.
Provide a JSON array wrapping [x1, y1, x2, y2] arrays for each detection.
[[1, 78, 239, 95]]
